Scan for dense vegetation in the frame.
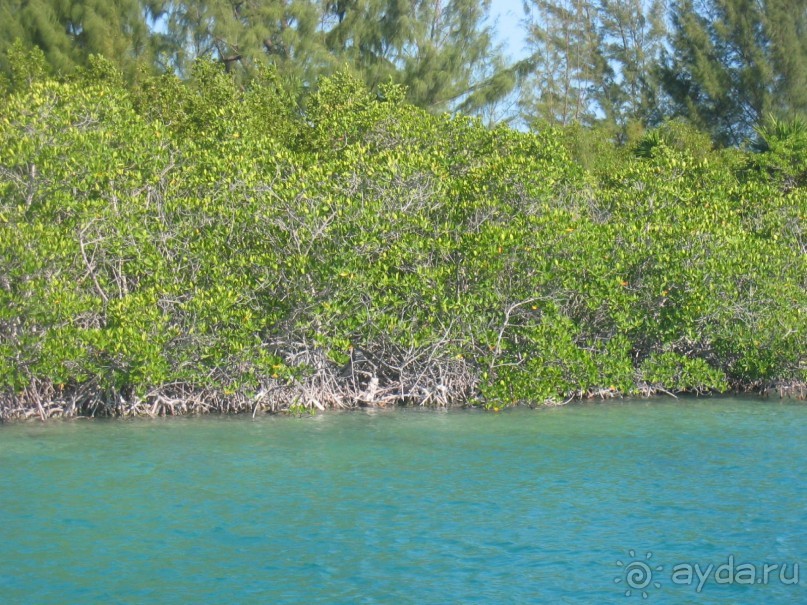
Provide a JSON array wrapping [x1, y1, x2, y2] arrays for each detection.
[[0, 0, 506, 114], [1, 54, 805, 419], [522, 0, 807, 144], [2, 0, 806, 140]]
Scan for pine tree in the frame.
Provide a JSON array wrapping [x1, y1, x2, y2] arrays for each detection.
[[596, 0, 666, 130], [765, 0, 807, 114], [160, 0, 330, 88], [0, 0, 160, 78], [660, 0, 807, 145], [402, 0, 508, 112], [322, 0, 511, 112], [520, 0, 609, 126]]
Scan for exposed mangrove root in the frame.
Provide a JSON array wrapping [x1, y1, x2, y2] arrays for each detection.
[[2, 361, 804, 422], [0, 342, 480, 421], [760, 380, 807, 400]]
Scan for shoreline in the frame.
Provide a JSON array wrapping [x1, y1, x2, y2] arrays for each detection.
[[2, 380, 804, 423]]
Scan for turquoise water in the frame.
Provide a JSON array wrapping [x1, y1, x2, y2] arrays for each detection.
[[1, 398, 805, 604]]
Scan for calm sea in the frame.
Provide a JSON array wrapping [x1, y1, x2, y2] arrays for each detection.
[[1, 397, 805, 603]]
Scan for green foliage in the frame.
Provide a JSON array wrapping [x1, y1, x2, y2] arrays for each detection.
[[1, 0, 805, 144], [765, 0, 807, 114], [0, 0, 159, 80], [1, 64, 805, 415], [520, 0, 667, 133], [750, 114, 807, 191], [661, 0, 807, 145], [0, 0, 512, 117], [521, 0, 607, 127], [554, 122, 626, 174], [323, 0, 509, 112], [159, 0, 332, 87], [1, 40, 50, 93], [632, 119, 714, 160]]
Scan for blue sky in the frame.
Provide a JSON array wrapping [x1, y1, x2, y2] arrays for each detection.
[[489, 0, 529, 61]]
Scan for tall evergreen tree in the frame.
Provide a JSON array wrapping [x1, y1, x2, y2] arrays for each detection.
[[322, 0, 511, 112], [597, 0, 666, 130], [661, 0, 807, 145], [0, 0, 161, 78], [520, 0, 609, 126], [159, 0, 330, 87], [765, 0, 807, 114]]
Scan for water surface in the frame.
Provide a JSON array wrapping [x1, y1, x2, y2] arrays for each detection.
[[1, 397, 805, 603]]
